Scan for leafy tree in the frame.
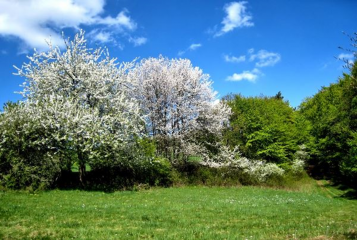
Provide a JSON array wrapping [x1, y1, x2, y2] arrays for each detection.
[[299, 33, 356, 185], [299, 83, 345, 178], [223, 94, 298, 163], [274, 91, 284, 100]]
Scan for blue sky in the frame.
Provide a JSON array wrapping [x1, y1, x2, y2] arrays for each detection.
[[0, 0, 356, 109]]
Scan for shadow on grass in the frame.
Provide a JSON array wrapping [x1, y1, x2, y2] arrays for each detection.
[[344, 229, 357, 239], [312, 177, 357, 200], [331, 182, 357, 200], [55, 169, 172, 193], [55, 171, 124, 193], [324, 181, 357, 200], [340, 189, 357, 200]]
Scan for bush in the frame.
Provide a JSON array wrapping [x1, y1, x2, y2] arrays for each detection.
[[172, 163, 242, 186], [75, 157, 173, 191], [139, 157, 173, 186], [3, 155, 61, 190], [197, 144, 286, 184], [0, 103, 61, 190]]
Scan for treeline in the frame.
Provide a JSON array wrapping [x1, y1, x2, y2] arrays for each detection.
[[0, 31, 355, 190], [223, 63, 357, 188], [298, 58, 357, 186]]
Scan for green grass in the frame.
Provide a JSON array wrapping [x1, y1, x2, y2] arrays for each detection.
[[0, 184, 356, 239]]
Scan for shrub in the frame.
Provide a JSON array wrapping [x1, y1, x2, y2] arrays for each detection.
[[0, 103, 61, 190], [138, 157, 173, 186]]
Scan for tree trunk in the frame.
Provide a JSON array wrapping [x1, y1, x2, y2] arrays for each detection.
[[77, 147, 86, 186], [79, 163, 86, 185]]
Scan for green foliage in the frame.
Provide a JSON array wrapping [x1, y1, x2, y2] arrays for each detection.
[[223, 94, 299, 163], [136, 137, 157, 158], [0, 102, 61, 190], [172, 161, 293, 187], [173, 164, 241, 186], [139, 157, 173, 186], [77, 139, 173, 190], [341, 131, 357, 179], [131, 138, 173, 186], [299, 58, 357, 186]]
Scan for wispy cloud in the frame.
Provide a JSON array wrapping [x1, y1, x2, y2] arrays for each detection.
[[98, 10, 137, 30], [337, 53, 354, 64], [88, 30, 115, 44], [88, 31, 147, 48], [225, 49, 280, 83], [0, 0, 142, 51], [224, 54, 246, 63], [215, 1, 253, 37], [129, 37, 148, 47], [226, 68, 261, 82], [189, 43, 202, 51], [87, 29, 126, 50], [249, 49, 281, 67], [178, 51, 185, 56], [178, 43, 202, 56], [338, 53, 354, 59]]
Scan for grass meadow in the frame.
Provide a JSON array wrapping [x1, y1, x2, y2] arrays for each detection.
[[0, 180, 356, 239]]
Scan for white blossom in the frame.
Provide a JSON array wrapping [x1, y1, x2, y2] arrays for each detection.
[[12, 30, 144, 178], [130, 56, 230, 138], [129, 56, 231, 162]]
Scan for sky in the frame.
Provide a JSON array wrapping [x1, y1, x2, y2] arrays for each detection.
[[0, 0, 356, 109]]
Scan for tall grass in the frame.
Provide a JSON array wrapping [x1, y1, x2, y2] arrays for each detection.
[[0, 183, 356, 239]]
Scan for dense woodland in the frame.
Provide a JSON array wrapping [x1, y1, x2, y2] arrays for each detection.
[[0, 31, 356, 191]]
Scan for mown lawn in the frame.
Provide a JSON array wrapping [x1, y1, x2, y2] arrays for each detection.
[[0, 183, 356, 239]]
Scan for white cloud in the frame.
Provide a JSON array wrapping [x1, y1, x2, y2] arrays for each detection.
[[87, 29, 127, 50], [338, 53, 355, 64], [215, 1, 253, 37], [88, 31, 147, 48], [249, 49, 281, 67], [0, 0, 139, 51], [98, 10, 137, 30], [226, 68, 261, 82], [225, 49, 280, 83], [178, 43, 202, 56], [88, 30, 114, 43], [248, 48, 254, 54], [129, 37, 148, 47], [189, 43, 202, 51], [338, 53, 354, 60], [178, 51, 185, 56], [224, 54, 246, 63], [223, 49, 281, 67]]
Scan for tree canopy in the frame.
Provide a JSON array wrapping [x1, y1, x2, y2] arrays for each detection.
[[130, 56, 231, 161], [223, 94, 298, 164], [299, 57, 357, 185]]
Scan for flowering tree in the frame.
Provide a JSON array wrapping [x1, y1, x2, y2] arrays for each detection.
[[12, 31, 143, 183], [130, 56, 231, 162]]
